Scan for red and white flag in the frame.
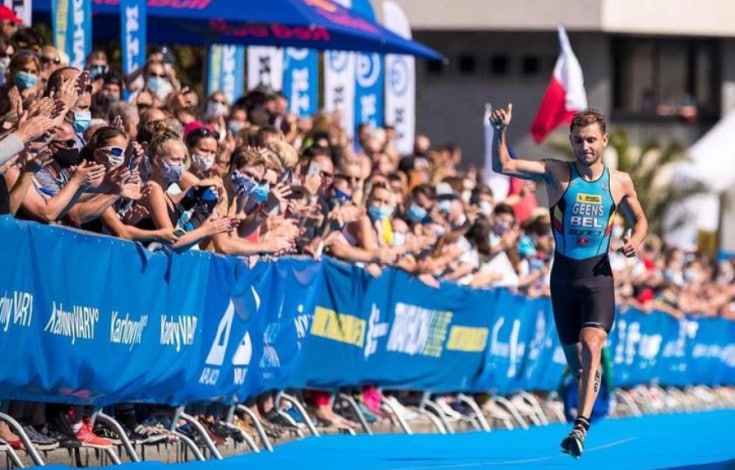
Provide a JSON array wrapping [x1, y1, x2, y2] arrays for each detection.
[[530, 25, 587, 143]]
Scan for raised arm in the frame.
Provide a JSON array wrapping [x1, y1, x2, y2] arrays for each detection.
[[489, 103, 550, 180]]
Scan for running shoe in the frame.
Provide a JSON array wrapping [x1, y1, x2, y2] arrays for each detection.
[[23, 425, 59, 451], [560, 428, 585, 458], [39, 423, 81, 449], [75, 420, 113, 449]]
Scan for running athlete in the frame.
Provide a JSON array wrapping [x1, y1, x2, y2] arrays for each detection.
[[489, 104, 648, 458]]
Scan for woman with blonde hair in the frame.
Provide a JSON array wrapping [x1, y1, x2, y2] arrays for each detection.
[[133, 129, 234, 251]]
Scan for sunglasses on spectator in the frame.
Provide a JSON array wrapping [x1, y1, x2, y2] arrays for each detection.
[[52, 139, 76, 148], [189, 127, 220, 141], [98, 146, 125, 157], [0, 52, 12, 58], [40, 56, 60, 64], [148, 73, 166, 78]]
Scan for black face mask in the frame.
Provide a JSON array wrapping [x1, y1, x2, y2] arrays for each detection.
[[53, 148, 81, 169]]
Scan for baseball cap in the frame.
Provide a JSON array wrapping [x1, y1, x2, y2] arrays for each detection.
[[0, 6, 22, 24], [184, 121, 218, 139]]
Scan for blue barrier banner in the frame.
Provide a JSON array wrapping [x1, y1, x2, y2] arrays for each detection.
[[294, 260, 492, 393], [120, 0, 146, 79], [609, 309, 735, 388], [474, 292, 566, 395], [0, 216, 733, 408], [51, 0, 91, 70], [207, 44, 246, 104], [283, 48, 318, 118]]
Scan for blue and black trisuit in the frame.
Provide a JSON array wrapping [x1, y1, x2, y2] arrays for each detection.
[[550, 162, 617, 345]]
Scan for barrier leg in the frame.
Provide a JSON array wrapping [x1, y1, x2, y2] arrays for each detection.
[[379, 397, 413, 435], [518, 391, 549, 425], [417, 394, 448, 435], [456, 394, 491, 432], [493, 396, 529, 430], [543, 392, 567, 423], [95, 411, 140, 462], [613, 389, 642, 417], [168, 407, 207, 462], [422, 400, 455, 434], [224, 406, 259, 453], [0, 412, 44, 466], [235, 405, 273, 452], [0, 439, 25, 468], [336, 394, 372, 435], [177, 412, 222, 460], [277, 393, 320, 438]]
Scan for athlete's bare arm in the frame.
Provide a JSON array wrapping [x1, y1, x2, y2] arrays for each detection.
[[613, 171, 648, 257], [489, 103, 567, 183]]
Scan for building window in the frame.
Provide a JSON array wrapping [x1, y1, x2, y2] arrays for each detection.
[[426, 59, 445, 76], [611, 37, 720, 121], [521, 55, 540, 76], [458, 54, 477, 74], [489, 54, 509, 76]]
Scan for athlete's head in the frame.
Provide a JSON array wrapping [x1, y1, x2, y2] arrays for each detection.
[[569, 109, 608, 167]]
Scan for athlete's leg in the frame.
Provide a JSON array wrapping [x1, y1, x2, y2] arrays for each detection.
[[577, 326, 606, 420], [561, 343, 583, 413]]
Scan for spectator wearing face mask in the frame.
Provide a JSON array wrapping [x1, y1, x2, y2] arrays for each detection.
[[132, 129, 231, 251], [2, 115, 107, 225], [328, 182, 401, 276], [84, 50, 109, 95], [469, 184, 495, 218], [202, 91, 229, 138], [0, 49, 41, 110], [205, 146, 295, 256], [228, 105, 249, 137], [180, 122, 220, 188], [404, 184, 436, 227], [143, 61, 178, 103]]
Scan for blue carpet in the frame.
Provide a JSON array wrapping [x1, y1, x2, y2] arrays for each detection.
[[44, 409, 735, 469]]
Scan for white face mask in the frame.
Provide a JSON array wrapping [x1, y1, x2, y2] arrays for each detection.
[[393, 232, 406, 247], [206, 101, 227, 117], [191, 153, 215, 172], [147, 76, 173, 101], [478, 201, 493, 216], [453, 213, 467, 228], [461, 190, 472, 203]]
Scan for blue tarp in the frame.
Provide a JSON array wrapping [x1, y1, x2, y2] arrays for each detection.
[[33, 0, 443, 58]]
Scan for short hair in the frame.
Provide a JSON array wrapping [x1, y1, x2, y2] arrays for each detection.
[[411, 183, 436, 200], [255, 125, 284, 146], [570, 109, 607, 135], [492, 202, 515, 220], [231, 146, 266, 172], [470, 184, 493, 205]]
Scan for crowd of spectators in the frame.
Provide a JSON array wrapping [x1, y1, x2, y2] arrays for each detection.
[[0, 10, 733, 454]]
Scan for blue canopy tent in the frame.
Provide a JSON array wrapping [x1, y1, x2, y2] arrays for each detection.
[[33, 0, 443, 59]]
